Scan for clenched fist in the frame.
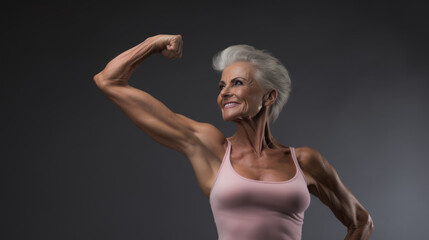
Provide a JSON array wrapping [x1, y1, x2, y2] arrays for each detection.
[[149, 34, 183, 59]]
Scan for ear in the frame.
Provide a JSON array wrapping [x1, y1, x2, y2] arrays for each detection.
[[263, 89, 278, 107]]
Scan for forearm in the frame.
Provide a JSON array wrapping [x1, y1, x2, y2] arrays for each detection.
[[94, 36, 158, 86]]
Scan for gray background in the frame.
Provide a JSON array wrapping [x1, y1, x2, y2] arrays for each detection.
[[2, 1, 428, 239]]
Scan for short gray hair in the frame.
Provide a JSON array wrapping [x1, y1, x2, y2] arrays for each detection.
[[212, 45, 292, 123]]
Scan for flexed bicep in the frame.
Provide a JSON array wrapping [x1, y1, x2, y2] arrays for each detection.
[[93, 35, 197, 155]]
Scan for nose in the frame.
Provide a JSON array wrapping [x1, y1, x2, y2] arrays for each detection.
[[220, 85, 233, 99]]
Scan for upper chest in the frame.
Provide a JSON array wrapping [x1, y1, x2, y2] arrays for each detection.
[[229, 147, 297, 182]]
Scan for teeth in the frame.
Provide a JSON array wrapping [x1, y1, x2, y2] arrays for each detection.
[[224, 103, 238, 108]]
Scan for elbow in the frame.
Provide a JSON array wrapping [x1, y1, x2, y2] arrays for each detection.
[[367, 214, 374, 233], [93, 72, 101, 83], [93, 72, 106, 88], [361, 210, 374, 231], [349, 210, 374, 235], [360, 213, 374, 239], [93, 72, 114, 91], [93, 71, 128, 90]]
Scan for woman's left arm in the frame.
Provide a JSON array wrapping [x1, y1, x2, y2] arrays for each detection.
[[296, 147, 374, 239]]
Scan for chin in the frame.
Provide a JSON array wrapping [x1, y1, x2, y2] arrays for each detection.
[[222, 113, 237, 122], [223, 113, 245, 122], [222, 116, 234, 122]]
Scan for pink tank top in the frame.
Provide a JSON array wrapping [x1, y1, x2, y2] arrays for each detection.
[[209, 139, 311, 240]]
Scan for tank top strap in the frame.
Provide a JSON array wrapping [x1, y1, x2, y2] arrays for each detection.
[[226, 138, 231, 151], [290, 146, 307, 181]]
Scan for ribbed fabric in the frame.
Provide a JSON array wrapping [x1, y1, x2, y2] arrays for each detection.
[[209, 139, 311, 240]]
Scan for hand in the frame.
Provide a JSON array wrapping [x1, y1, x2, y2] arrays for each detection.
[[150, 34, 183, 59]]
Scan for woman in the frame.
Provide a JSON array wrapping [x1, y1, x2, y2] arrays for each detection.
[[93, 34, 374, 239]]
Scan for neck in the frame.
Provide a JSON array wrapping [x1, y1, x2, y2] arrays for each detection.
[[230, 107, 278, 156]]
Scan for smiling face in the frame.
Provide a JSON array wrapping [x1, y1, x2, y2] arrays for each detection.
[[217, 61, 267, 122]]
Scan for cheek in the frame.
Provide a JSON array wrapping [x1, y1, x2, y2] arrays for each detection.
[[234, 89, 248, 109], [248, 90, 263, 107], [251, 94, 263, 106], [235, 88, 248, 100]]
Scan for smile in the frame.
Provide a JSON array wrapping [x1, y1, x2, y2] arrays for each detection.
[[224, 102, 239, 109]]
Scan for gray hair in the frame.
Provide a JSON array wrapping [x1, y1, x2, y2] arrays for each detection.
[[212, 45, 292, 123]]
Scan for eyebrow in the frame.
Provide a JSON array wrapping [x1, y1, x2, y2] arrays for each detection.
[[218, 77, 247, 85]]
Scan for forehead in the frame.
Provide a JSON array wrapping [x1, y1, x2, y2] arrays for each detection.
[[221, 61, 255, 81]]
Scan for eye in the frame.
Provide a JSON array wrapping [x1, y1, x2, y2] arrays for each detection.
[[235, 80, 243, 85], [219, 85, 225, 91]]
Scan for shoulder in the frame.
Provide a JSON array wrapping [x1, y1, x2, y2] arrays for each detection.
[[176, 114, 227, 158], [175, 114, 225, 141], [193, 121, 227, 149], [294, 146, 334, 186], [294, 146, 324, 169], [195, 122, 228, 160]]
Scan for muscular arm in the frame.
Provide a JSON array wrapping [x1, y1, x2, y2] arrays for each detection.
[[93, 35, 194, 154], [296, 147, 374, 239], [92, 35, 226, 197]]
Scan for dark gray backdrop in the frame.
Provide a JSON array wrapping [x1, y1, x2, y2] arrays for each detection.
[[2, 1, 428, 239]]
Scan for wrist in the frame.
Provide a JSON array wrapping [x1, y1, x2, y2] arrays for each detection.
[[145, 35, 163, 53]]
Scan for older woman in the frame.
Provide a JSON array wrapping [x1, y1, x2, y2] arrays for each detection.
[[93, 34, 374, 240]]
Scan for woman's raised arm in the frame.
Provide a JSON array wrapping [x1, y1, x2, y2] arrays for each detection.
[[93, 35, 223, 157]]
